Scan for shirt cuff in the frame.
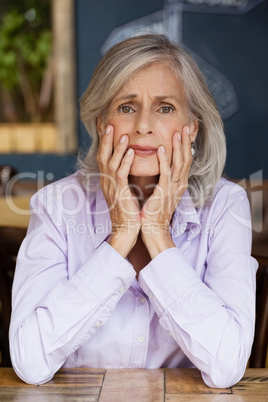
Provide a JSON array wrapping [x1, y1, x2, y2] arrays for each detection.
[[139, 247, 201, 316], [74, 241, 136, 301]]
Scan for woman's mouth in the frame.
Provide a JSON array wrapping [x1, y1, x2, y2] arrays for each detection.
[[129, 145, 157, 157]]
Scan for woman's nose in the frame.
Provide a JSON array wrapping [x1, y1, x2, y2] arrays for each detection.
[[134, 110, 154, 135]]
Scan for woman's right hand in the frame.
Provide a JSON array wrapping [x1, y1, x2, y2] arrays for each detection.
[[97, 125, 141, 258]]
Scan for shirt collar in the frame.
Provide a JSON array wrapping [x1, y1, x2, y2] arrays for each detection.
[[92, 187, 201, 248]]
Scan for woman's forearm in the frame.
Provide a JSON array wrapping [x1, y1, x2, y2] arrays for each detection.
[[139, 247, 256, 388], [10, 242, 135, 385]]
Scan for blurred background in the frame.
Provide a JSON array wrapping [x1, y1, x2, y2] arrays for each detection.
[[0, 0, 267, 181], [0, 0, 267, 367]]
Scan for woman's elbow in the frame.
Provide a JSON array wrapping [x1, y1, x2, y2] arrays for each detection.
[[9, 337, 55, 385], [10, 357, 54, 385], [202, 367, 244, 389], [201, 355, 248, 389]]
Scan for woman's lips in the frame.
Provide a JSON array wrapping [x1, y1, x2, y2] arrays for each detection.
[[134, 149, 157, 156], [129, 145, 157, 157]]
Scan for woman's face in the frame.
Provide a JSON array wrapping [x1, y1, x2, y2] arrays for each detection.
[[98, 62, 198, 177]]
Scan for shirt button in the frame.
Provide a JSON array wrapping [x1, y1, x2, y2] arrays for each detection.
[[139, 297, 146, 305], [95, 321, 102, 328], [149, 292, 154, 300], [138, 336, 145, 343], [119, 286, 126, 294]]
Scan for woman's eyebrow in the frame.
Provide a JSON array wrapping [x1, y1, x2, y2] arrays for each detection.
[[154, 95, 181, 102], [113, 94, 137, 103], [113, 94, 181, 103]]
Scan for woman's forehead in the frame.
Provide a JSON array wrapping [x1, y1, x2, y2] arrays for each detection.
[[112, 62, 185, 103], [118, 63, 183, 92], [126, 61, 180, 84]]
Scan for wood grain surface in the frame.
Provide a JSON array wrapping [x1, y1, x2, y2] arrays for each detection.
[[0, 368, 267, 402]]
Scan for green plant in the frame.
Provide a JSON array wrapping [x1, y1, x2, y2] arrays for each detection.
[[0, 7, 52, 123]]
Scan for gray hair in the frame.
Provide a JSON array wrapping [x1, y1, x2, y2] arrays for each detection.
[[79, 34, 226, 207]]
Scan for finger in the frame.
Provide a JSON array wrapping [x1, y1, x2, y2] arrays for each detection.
[[170, 131, 183, 182], [181, 125, 193, 175], [108, 134, 130, 174], [142, 147, 170, 219], [116, 148, 135, 186], [157, 145, 171, 188], [97, 125, 114, 172]]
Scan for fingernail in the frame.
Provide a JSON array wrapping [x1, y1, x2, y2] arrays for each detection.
[[105, 126, 112, 135], [160, 145, 165, 153], [177, 132, 181, 141], [186, 126, 190, 135], [127, 148, 133, 156], [120, 135, 127, 143]]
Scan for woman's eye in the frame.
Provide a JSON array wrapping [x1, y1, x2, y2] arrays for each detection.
[[159, 106, 174, 113], [118, 105, 134, 113]]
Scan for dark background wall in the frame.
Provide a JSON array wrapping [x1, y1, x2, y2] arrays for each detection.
[[1, 0, 267, 182]]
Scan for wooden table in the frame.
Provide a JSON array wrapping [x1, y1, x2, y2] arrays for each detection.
[[0, 196, 31, 229], [0, 368, 267, 401]]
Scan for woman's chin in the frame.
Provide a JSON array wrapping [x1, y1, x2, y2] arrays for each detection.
[[129, 165, 159, 177], [129, 156, 160, 177]]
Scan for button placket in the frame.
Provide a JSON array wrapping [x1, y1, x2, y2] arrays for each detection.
[[129, 294, 150, 368]]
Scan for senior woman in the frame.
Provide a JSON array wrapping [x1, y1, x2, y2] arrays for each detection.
[[9, 34, 257, 387]]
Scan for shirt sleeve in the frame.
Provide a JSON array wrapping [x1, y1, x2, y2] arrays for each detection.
[[139, 185, 258, 388], [9, 192, 136, 385]]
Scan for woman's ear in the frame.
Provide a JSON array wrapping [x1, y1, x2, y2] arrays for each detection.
[[189, 118, 199, 142], [97, 115, 105, 137]]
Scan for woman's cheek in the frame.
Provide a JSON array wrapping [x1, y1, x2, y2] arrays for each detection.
[[111, 120, 132, 146]]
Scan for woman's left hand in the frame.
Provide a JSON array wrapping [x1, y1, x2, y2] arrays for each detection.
[[141, 125, 193, 259]]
